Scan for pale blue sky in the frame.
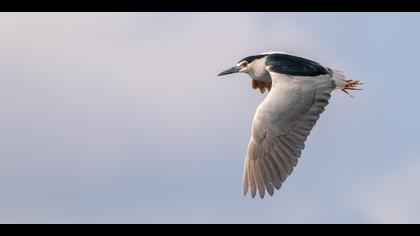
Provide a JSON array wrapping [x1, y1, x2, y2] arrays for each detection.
[[0, 13, 419, 223]]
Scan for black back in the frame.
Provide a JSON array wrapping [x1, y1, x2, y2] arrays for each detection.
[[265, 53, 330, 76]]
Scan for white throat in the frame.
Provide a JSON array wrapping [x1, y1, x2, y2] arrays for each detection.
[[245, 56, 271, 82]]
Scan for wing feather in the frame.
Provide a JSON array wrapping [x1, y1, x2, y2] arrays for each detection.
[[243, 72, 335, 198], [263, 156, 282, 190], [248, 159, 257, 198]]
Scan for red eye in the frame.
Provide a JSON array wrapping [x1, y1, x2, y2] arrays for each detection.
[[241, 61, 248, 67]]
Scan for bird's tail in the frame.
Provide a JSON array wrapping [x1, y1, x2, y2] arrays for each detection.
[[332, 70, 363, 97]]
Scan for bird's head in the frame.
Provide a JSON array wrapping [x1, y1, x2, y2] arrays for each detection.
[[217, 54, 268, 77], [218, 53, 272, 93]]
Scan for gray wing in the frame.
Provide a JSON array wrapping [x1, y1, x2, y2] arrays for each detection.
[[243, 72, 336, 198]]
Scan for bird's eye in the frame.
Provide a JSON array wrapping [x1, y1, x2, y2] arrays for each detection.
[[241, 61, 248, 67]]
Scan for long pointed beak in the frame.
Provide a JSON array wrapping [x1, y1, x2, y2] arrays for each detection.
[[217, 65, 241, 76]]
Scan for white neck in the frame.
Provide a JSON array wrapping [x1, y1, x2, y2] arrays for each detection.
[[245, 56, 271, 82]]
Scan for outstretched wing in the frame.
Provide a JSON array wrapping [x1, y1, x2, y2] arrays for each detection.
[[243, 72, 336, 198]]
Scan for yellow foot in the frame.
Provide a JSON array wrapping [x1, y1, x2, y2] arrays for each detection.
[[341, 80, 363, 97]]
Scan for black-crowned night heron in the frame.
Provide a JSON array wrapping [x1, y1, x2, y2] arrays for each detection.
[[218, 51, 362, 199]]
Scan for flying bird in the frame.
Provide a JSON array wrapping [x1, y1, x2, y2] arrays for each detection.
[[218, 52, 362, 199]]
